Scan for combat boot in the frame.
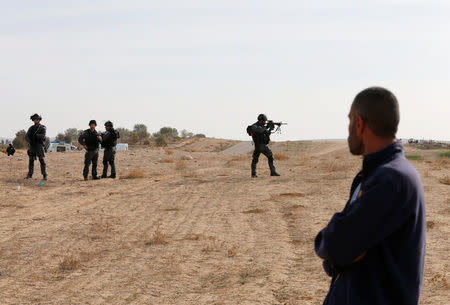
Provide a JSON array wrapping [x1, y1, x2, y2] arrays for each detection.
[[270, 171, 280, 176], [43, 174, 47, 181]]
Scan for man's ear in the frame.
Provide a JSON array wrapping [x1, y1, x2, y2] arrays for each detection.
[[356, 115, 365, 136]]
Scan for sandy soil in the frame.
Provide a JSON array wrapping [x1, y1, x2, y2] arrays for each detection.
[[0, 138, 448, 305]]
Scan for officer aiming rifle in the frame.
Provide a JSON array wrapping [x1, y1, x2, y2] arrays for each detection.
[[247, 114, 287, 178]]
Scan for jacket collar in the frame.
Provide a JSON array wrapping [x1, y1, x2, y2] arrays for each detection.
[[362, 140, 404, 177]]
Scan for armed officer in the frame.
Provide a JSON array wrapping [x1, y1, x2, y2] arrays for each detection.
[[78, 120, 102, 181], [101, 120, 119, 179], [249, 114, 280, 178], [25, 113, 47, 180], [6, 144, 15, 156]]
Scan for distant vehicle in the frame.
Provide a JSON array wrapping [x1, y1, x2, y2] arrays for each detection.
[[47, 141, 75, 152], [98, 143, 129, 151]]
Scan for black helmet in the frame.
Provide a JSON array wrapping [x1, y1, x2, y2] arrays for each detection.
[[89, 120, 97, 126], [257, 114, 267, 121], [104, 120, 113, 128], [30, 113, 42, 121]]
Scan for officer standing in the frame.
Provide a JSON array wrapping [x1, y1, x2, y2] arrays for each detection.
[[249, 114, 280, 178], [101, 120, 119, 179], [25, 113, 47, 180], [78, 120, 102, 181]]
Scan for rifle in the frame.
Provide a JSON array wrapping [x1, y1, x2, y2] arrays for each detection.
[[266, 120, 287, 133]]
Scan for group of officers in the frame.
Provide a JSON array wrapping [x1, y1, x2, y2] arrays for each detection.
[[22, 113, 280, 180], [24, 114, 119, 181]]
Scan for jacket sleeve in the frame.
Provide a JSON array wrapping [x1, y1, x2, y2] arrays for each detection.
[[35, 126, 46, 141], [314, 170, 411, 267], [78, 131, 85, 146], [25, 127, 32, 144]]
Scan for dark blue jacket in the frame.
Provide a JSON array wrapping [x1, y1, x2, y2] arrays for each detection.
[[25, 124, 46, 147], [315, 141, 426, 305]]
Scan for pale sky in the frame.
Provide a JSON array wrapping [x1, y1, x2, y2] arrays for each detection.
[[1, 0, 449, 141]]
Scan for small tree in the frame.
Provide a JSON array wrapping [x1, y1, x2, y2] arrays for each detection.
[[133, 124, 150, 142], [12, 130, 27, 149], [181, 129, 194, 138], [64, 128, 78, 144], [55, 133, 65, 142]]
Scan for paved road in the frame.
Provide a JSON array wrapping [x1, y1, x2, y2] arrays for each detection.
[[221, 141, 253, 155]]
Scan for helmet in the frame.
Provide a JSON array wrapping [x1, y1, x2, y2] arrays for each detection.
[[30, 113, 42, 121], [257, 114, 267, 121], [104, 120, 113, 128], [89, 120, 97, 126]]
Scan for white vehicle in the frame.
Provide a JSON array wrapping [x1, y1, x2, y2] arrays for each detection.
[[99, 143, 128, 151], [116, 143, 128, 151], [47, 142, 74, 152]]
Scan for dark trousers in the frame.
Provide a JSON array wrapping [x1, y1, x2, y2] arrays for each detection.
[[28, 145, 46, 177], [83, 149, 99, 178], [251, 144, 276, 175], [102, 148, 116, 177]]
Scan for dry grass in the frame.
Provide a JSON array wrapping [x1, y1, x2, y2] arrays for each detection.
[[279, 192, 306, 198], [164, 206, 183, 212], [59, 255, 80, 272], [227, 245, 239, 257], [242, 208, 265, 214], [225, 155, 247, 165], [165, 149, 174, 155], [175, 160, 187, 170], [145, 226, 168, 246], [160, 158, 174, 163], [274, 153, 289, 160], [238, 265, 270, 285], [439, 175, 450, 185], [119, 170, 145, 179]]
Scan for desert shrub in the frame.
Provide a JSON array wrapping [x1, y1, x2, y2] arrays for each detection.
[[439, 175, 450, 185], [12, 130, 27, 149], [175, 160, 187, 170], [143, 139, 151, 145], [194, 133, 206, 138], [438, 151, 450, 158], [165, 149, 174, 155], [406, 155, 422, 160], [55, 133, 65, 142], [59, 256, 80, 271], [155, 134, 167, 147]]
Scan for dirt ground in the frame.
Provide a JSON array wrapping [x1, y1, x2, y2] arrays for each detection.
[[0, 138, 449, 305]]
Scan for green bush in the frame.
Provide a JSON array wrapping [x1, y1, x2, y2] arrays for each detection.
[[406, 155, 422, 160], [12, 130, 27, 149], [155, 134, 167, 147], [438, 151, 450, 158]]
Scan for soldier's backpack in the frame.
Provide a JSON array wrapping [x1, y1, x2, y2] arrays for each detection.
[[246, 125, 253, 137]]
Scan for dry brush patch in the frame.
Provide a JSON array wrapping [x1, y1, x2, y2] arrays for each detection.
[[58, 255, 80, 272], [439, 175, 450, 185], [119, 170, 145, 179], [225, 155, 247, 166], [274, 153, 289, 160], [165, 149, 174, 155], [159, 158, 174, 163], [175, 160, 187, 170], [242, 208, 265, 214], [145, 225, 169, 246]]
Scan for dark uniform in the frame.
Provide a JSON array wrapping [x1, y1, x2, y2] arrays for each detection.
[[6, 144, 15, 156], [78, 122, 101, 180], [101, 121, 119, 178], [25, 115, 47, 179], [249, 114, 279, 177]]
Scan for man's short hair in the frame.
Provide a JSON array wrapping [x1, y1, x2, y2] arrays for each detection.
[[352, 87, 400, 138]]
